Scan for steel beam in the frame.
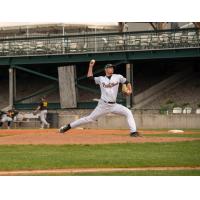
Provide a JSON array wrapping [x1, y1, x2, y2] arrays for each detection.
[[0, 47, 200, 67], [13, 65, 58, 81]]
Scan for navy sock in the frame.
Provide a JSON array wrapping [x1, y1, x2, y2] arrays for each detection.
[[68, 124, 71, 129]]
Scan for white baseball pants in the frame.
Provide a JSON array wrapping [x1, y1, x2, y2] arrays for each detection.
[[0, 114, 13, 128], [1, 115, 12, 123], [40, 110, 49, 128], [70, 100, 137, 132]]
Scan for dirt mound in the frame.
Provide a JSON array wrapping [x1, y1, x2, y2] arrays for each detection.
[[0, 129, 199, 145]]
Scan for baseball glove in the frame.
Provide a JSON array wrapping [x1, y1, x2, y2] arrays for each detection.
[[122, 84, 131, 96]]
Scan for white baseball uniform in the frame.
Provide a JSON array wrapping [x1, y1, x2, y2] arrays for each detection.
[[0, 114, 12, 129], [70, 74, 137, 132], [38, 100, 49, 128], [1, 114, 12, 123], [40, 110, 49, 128]]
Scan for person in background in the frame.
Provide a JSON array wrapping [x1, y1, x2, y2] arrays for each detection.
[[0, 109, 19, 129], [34, 96, 50, 129]]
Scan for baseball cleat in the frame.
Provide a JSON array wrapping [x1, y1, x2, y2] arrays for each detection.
[[130, 131, 141, 137], [59, 124, 71, 133]]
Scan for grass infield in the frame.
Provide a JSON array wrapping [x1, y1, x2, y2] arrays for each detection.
[[0, 141, 199, 171]]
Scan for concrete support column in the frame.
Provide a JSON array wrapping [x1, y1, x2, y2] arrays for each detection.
[[9, 67, 14, 108], [58, 65, 77, 108], [13, 68, 17, 101]]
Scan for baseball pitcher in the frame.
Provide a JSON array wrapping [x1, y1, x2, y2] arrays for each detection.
[[59, 59, 140, 137]]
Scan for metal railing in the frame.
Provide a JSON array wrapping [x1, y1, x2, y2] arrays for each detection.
[[0, 28, 199, 57]]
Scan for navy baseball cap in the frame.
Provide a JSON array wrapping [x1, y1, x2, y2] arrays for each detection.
[[105, 64, 115, 69], [41, 96, 46, 100]]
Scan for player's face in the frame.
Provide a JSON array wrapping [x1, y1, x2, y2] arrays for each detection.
[[105, 67, 114, 75]]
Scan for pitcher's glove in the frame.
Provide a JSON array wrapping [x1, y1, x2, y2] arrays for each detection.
[[122, 84, 132, 96]]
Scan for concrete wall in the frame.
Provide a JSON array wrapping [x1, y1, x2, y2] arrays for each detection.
[[135, 114, 200, 129], [14, 111, 200, 129], [58, 112, 200, 129]]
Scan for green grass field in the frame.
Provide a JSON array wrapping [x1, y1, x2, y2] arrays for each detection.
[[0, 141, 200, 175]]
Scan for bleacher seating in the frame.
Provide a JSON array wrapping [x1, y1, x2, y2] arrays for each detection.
[[142, 73, 200, 112]]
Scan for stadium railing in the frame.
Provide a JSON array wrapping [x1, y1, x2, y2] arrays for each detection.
[[0, 28, 199, 57]]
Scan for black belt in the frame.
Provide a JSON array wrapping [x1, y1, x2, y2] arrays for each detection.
[[103, 100, 116, 104]]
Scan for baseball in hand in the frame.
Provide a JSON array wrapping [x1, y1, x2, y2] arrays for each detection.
[[90, 59, 95, 65]]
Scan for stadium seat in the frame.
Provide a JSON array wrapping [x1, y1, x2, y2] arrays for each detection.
[[35, 41, 45, 54], [13, 42, 23, 55], [150, 35, 159, 49], [2, 43, 9, 55], [199, 30, 200, 43], [196, 108, 200, 114], [81, 43, 88, 52], [48, 42, 57, 54], [159, 34, 170, 47], [174, 32, 182, 47], [116, 36, 124, 50], [69, 42, 78, 52], [22, 41, 31, 54], [48, 41, 62, 54], [188, 31, 197, 46], [101, 37, 115, 51], [173, 107, 182, 114], [182, 107, 192, 114], [0, 43, 3, 55], [127, 35, 140, 50], [140, 35, 151, 49], [180, 32, 188, 47]]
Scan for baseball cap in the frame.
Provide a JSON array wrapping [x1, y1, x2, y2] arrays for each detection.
[[41, 96, 46, 100], [105, 64, 115, 69]]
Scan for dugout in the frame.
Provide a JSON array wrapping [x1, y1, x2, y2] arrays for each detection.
[[0, 57, 199, 112]]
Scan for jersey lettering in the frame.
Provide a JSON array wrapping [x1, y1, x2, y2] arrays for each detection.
[[94, 74, 127, 102], [102, 82, 119, 88]]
